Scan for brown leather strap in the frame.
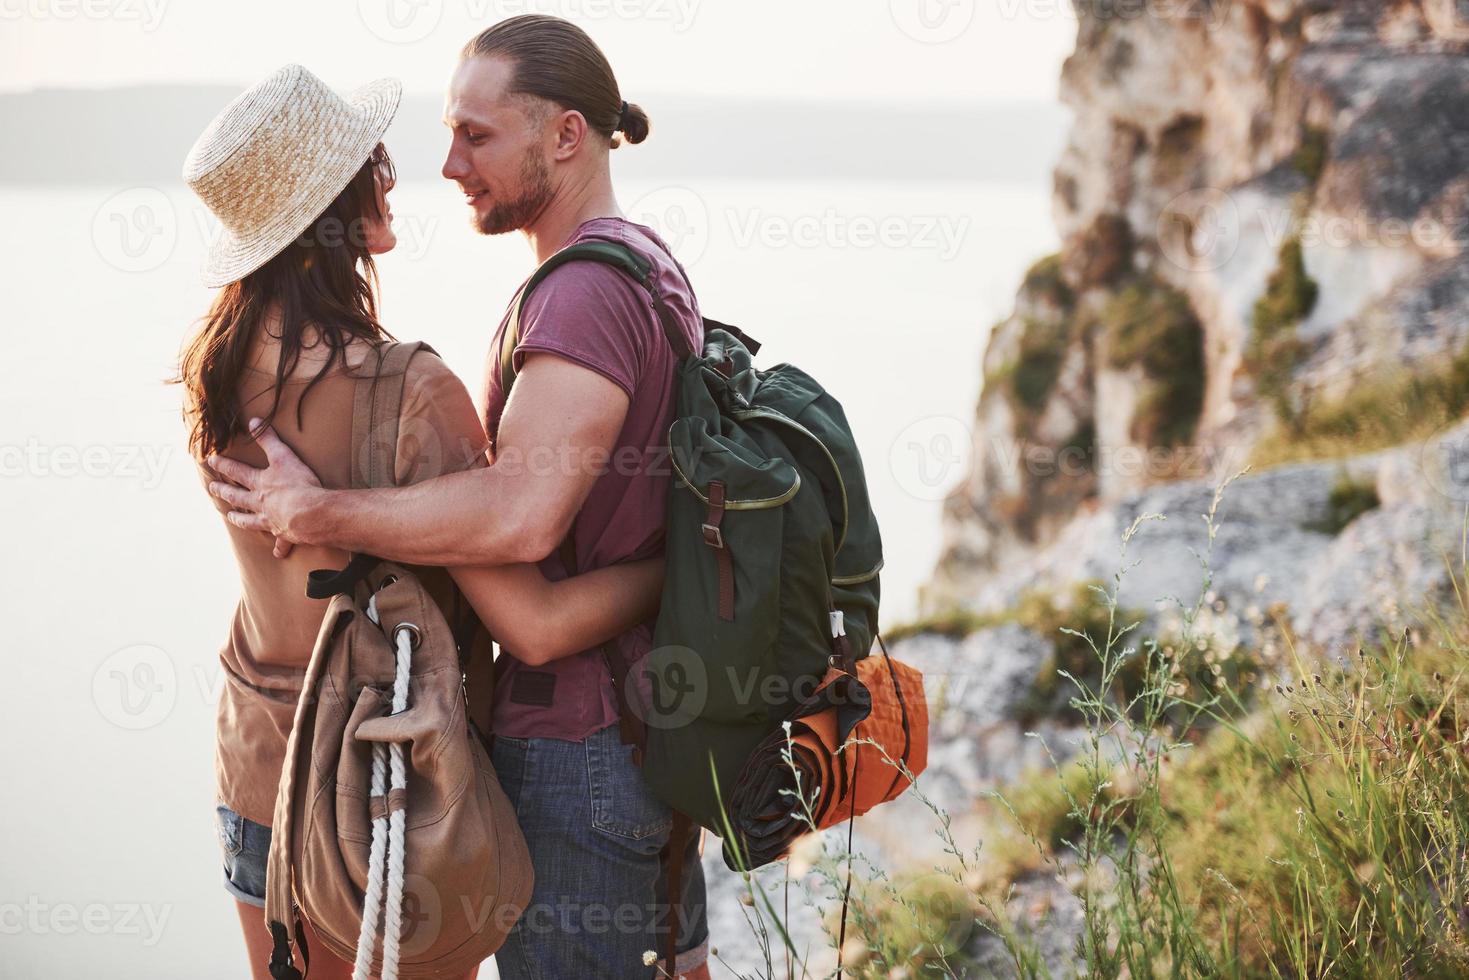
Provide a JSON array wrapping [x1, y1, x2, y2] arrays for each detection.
[[269, 343, 429, 970], [368, 787, 409, 821], [350, 341, 429, 489], [663, 811, 693, 972], [876, 634, 911, 802], [836, 750, 859, 980], [264, 601, 352, 964], [702, 481, 733, 622]]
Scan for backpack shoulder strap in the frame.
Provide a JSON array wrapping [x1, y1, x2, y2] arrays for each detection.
[[305, 341, 433, 602], [350, 340, 433, 489], [498, 240, 696, 399]]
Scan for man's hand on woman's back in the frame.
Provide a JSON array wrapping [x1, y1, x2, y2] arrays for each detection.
[[206, 419, 327, 558]]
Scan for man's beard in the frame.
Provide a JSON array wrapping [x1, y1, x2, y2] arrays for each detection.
[[475, 147, 553, 236]]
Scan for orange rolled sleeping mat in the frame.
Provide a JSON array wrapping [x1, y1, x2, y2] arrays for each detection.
[[725, 643, 928, 869]]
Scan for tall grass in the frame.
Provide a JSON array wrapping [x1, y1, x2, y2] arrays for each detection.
[[707, 474, 1469, 978]]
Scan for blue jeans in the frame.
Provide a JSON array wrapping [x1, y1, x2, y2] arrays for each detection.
[[215, 803, 271, 908], [491, 722, 710, 980]]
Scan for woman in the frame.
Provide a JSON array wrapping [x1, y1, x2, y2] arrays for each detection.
[[177, 65, 663, 980]]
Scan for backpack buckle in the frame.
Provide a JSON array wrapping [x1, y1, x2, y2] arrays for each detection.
[[701, 523, 725, 549]]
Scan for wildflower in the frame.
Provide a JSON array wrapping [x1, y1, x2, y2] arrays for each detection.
[[642, 951, 658, 967]]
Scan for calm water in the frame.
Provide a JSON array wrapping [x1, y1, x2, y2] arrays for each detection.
[[0, 178, 1054, 976]]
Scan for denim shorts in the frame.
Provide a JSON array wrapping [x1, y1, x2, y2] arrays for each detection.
[[215, 721, 710, 977], [215, 802, 271, 909], [491, 722, 710, 980]]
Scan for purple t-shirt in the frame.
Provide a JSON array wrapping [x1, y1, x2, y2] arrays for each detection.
[[481, 217, 703, 741]]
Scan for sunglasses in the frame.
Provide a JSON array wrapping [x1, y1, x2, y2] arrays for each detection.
[[368, 143, 395, 188]]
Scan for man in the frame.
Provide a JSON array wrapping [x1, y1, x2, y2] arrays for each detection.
[[206, 15, 712, 980]]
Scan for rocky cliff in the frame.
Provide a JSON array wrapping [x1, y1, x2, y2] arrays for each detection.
[[926, 0, 1469, 653], [706, 7, 1469, 972]]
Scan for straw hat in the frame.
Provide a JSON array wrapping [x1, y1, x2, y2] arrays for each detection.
[[183, 64, 402, 287]]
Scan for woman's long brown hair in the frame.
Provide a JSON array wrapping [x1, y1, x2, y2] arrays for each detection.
[[175, 145, 397, 459]]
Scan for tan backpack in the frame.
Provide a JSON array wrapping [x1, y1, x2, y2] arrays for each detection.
[[263, 341, 534, 980]]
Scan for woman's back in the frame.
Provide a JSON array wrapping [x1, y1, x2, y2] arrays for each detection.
[[192, 336, 491, 825]]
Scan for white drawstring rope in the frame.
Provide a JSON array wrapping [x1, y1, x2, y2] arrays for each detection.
[[354, 594, 412, 980]]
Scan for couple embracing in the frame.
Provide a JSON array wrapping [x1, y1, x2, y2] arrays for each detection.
[[181, 14, 711, 980]]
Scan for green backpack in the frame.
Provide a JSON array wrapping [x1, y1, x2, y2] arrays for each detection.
[[501, 239, 884, 869]]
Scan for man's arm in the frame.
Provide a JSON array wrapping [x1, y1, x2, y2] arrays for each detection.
[[207, 352, 630, 567]]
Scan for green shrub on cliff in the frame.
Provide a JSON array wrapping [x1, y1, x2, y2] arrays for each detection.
[[1252, 346, 1469, 468], [1249, 236, 1319, 426], [1099, 275, 1206, 448], [1305, 470, 1381, 535]]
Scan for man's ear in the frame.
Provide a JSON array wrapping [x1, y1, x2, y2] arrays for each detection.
[[551, 109, 588, 161]]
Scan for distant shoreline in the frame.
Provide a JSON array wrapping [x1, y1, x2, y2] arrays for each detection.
[[1, 87, 1069, 184]]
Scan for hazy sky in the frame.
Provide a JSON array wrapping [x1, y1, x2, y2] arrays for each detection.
[[1, 0, 1078, 102]]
